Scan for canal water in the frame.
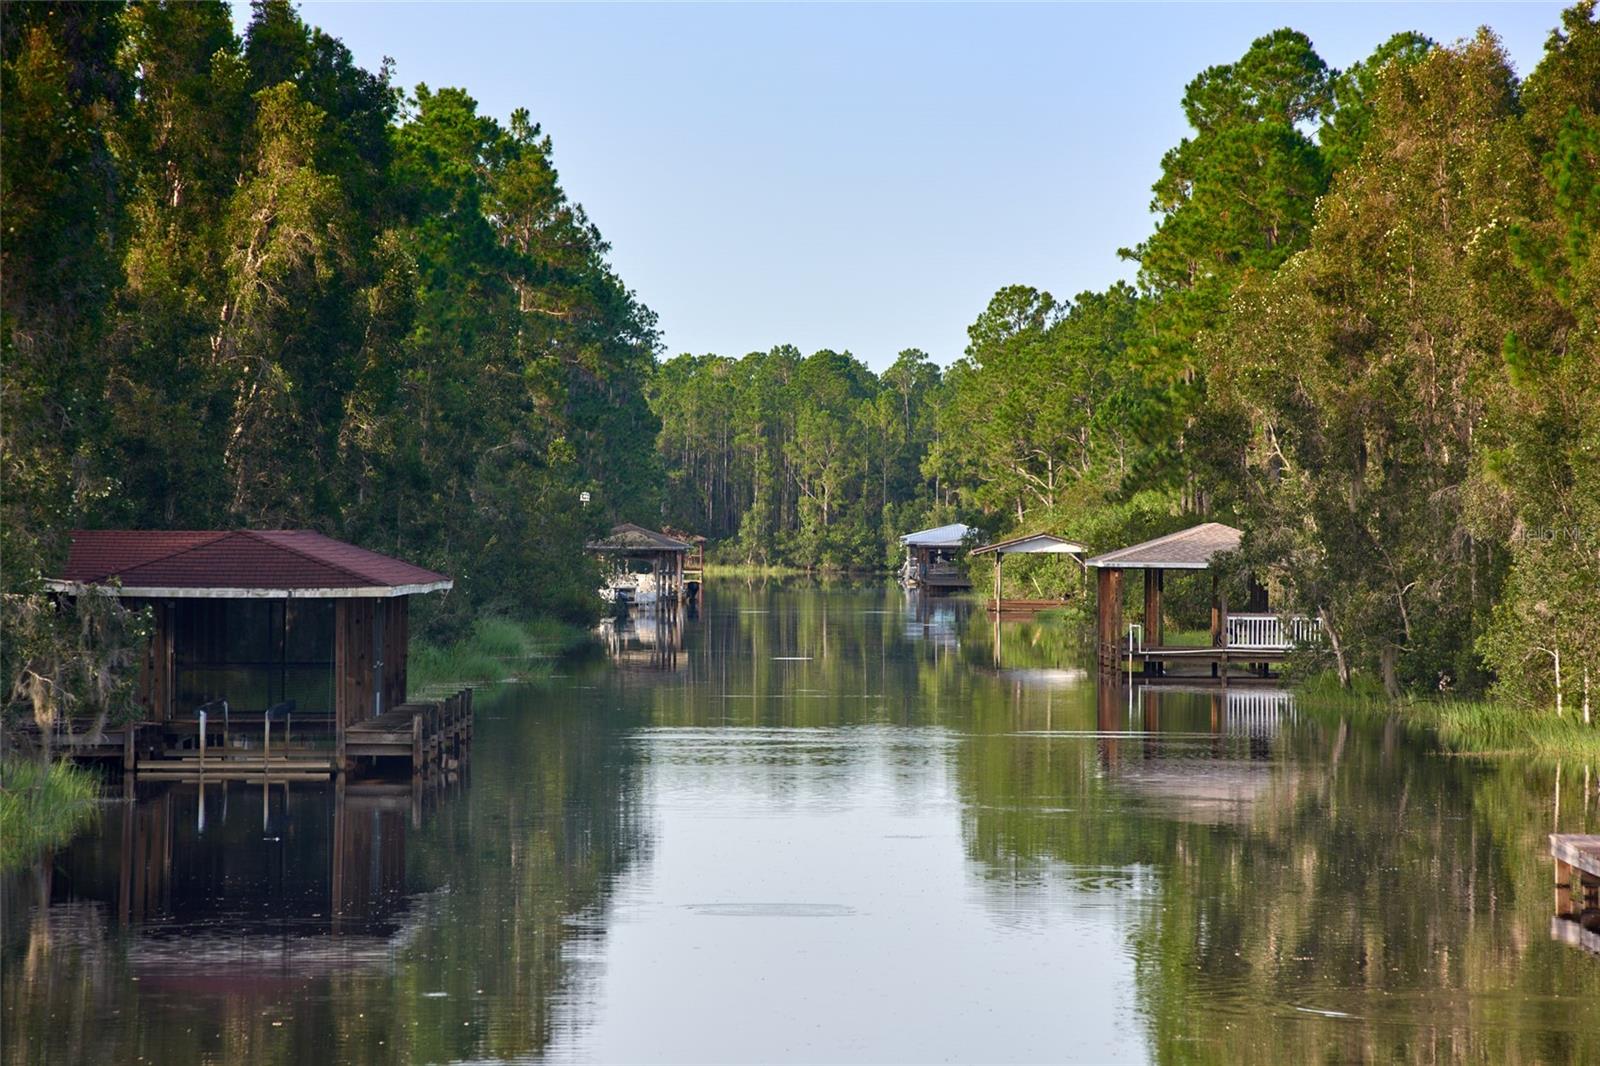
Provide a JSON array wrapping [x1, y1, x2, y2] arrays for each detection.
[[5, 581, 1599, 1064]]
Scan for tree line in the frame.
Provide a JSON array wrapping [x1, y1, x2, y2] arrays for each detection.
[[3, 0, 662, 651], [648, 6, 1600, 708]]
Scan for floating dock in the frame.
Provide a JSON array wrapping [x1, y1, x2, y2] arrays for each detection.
[[1550, 834, 1600, 957]]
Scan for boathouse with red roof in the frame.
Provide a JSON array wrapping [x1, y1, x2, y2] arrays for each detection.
[[46, 530, 452, 750]]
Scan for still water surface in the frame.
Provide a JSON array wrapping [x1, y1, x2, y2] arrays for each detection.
[[5, 581, 1600, 1063]]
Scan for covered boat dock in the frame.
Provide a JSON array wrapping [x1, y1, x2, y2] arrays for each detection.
[[42, 530, 471, 778], [587, 523, 693, 605], [970, 532, 1087, 616], [1087, 522, 1320, 680], [899, 523, 974, 591]]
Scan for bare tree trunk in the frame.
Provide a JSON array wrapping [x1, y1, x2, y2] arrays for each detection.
[[1319, 606, 1350, 688], [1380, 644, 1401, 700]]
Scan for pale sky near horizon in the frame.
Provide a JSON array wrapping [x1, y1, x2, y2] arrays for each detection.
[[249, 2, 1567, 370]]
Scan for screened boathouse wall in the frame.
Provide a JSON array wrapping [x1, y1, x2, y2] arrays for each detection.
[[136, 597, 410, 728], [172, 599, 336, 716]]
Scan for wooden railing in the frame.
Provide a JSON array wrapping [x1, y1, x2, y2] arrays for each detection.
[[1225, 613, 1321, 651]]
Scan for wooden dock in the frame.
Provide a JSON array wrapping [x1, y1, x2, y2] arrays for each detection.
[[987, 598, 1070, 618], [1550, 834, 1600, 956], [345, 689, 474, 776], [26, 688, 473, 782]]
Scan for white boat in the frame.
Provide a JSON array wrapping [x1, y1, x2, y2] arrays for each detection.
[[600, 572, 661, 607]]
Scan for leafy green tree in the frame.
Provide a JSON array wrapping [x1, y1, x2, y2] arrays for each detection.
[[1218, 32, 1539, 694], [1476, 1, 1600, 717], [1121, 29, 1332, 512]]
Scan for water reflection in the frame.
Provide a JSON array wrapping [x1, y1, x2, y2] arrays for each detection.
[[5, 581, 1600, 1064], [599, 603, 686, 671]]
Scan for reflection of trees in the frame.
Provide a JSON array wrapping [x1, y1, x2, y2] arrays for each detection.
[[1, 683, 648, 1064], [952, 681, 1600, 1063], [644, 581, 977, 730]]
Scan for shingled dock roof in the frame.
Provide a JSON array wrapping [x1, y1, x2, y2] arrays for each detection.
[[585, 523, 691, 553], [1084, 522, 1242, 570], [45, 530, 452, 598]]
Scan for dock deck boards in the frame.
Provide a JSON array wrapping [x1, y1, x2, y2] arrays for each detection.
[[1551, 834, 1600, 880], [1550, 834, 1600, 957], [29, 688, 473, 781]]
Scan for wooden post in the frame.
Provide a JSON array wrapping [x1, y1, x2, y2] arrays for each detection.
[[123, 727, 135, 773], [1096, 567, 1123, 674], [1209, 573, 1221, 642], [993, 553, 1002, 613], [1143, 568, 1164, 676], [411, 712, 422, 776]]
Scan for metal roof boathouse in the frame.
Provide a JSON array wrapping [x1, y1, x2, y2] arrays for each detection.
[[898, 523, 974, 591], [971, 532, 1088, 616], [44, 530, 471, 778]]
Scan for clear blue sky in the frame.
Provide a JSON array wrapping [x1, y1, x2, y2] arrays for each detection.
[[261, 2, 1565, 370]]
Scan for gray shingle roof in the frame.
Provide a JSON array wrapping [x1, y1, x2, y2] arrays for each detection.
[[1084, 522, 1241, 570], [586, 523, 691, 553]]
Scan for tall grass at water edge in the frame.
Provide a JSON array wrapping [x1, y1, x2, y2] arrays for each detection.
[[0, 757, 101, 870], [408, 616, 594, 694]]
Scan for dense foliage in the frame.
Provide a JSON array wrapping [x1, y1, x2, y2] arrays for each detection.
[[4, 2, 1596, 715], [652, 345, 945, 568], [648, 6, 1600, 710], [2, 0, 661, 660]]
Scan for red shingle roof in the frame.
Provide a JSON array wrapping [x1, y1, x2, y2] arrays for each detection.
[[51, 530, 451, 597]]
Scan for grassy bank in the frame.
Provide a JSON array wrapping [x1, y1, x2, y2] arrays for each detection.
[[1289, 672, 1600, 761], [702, 563, 847, 578], [0, 758, 100, 870], [408, 616, 594, 694]]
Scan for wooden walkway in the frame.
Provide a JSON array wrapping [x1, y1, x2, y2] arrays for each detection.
[[345, 689, 473, 776], [25, 688, 473, 781], [1550, 834, 1600, 957], [987, 598, 1069, 617]]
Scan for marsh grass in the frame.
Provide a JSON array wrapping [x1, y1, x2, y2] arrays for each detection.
[[409, 616, 594, 694], [0, 758, 100, 870], [702, 563, 831, 578], [1288, 670, 1600, 760]]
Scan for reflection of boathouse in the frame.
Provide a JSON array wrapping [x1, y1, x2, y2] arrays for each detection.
[[44, 530, 470, 776], [9, 778, 457, 1002]]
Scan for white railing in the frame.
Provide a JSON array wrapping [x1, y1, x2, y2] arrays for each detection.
[[1225, 689, 1297, 737], [1225, 613, 1321, 651]]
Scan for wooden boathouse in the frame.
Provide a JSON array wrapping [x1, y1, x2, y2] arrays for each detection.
[[1087, 522, 1320, 680], [586, 523, 694, 603], [970, 532, 1087, 616], [44, 530, 471, 778], [899, 523, 974, 591]]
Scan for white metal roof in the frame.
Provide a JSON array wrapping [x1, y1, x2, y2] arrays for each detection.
[[970, 533, 1087, 557], [898, 523, 973, 548]]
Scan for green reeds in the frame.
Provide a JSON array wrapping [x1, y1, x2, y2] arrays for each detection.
[[408, 616, 593, 693], [1288, 670, 1600, 760], [0, 757, 101, 870]]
